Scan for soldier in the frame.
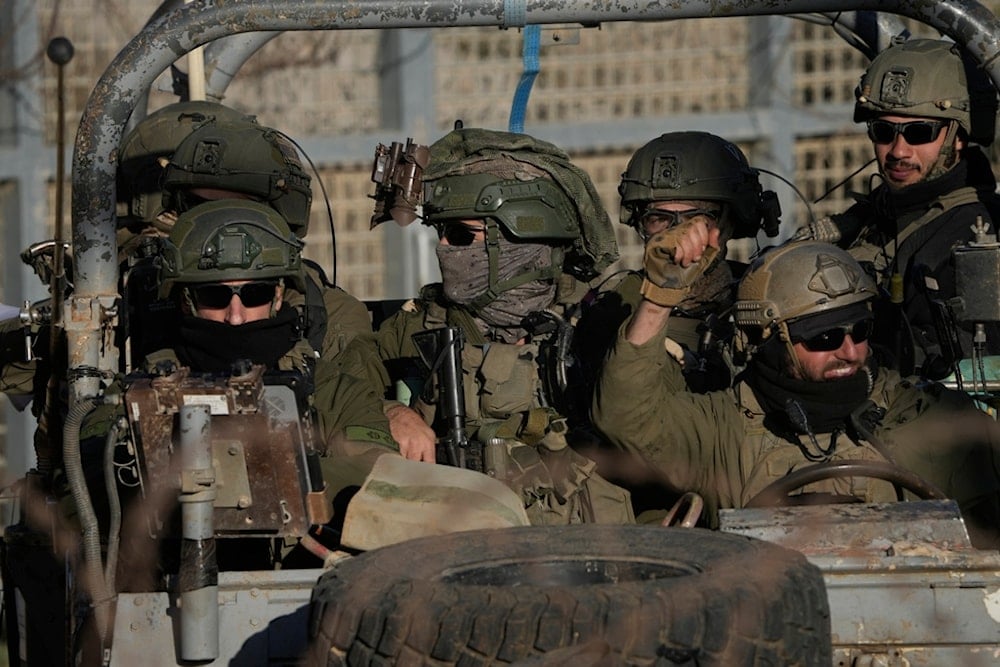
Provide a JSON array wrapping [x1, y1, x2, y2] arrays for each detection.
[[817, 38, 1000, 379], [153, 200, 396, 509], [593, 233, 1000, 549], [0, 102, 252, 406], [116, 100, 257, 241], [575, 131, 780, 397], [46, 199, 394, 595], [338, 127, 633, 526], [155, 198, 392, 436], [160, 117, 312, 237], [120, 108, 372, 365]]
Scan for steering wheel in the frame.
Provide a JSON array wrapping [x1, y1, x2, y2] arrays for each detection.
[[660, 491, 704, 528], [744, 460, 946, 508]]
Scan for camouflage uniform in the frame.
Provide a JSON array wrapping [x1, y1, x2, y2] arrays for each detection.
[[338, 285, 633, 526], [1, 103, 371, 422], [575, 131, 780, 401], [339, 127, 634, 525], [594, 318, 1000, 543], [156, 113, 373, 362]]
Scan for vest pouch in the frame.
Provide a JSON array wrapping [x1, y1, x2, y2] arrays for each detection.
[[494, 437, 632, 526], [478, 343, 538, 419]]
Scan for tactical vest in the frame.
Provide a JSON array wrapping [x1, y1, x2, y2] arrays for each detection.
[[409, 290, 634, 525]]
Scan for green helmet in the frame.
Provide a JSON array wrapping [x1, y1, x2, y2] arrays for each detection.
[[163, 121, 313, 237], [854, 38, 998, 145], [117, 101, 255, 223], [618, 132, 774, 239], [421, 127, 618, 281], [158, 199, 305, 299], [735, 240, 876, 342], [423, 172, 579, 241]]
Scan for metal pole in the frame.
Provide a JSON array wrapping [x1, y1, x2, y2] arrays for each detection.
[[184, 0, 207, 100], [177, 404, 218, 661]]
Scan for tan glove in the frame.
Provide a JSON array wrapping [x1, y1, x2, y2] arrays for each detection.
[[640, 223, 720, 308]]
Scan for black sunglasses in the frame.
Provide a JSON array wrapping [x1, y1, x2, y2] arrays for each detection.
[[796, 318, 874, 352], [437, 222, 487, 246], [866, 119, 947, 146], [190, 281, 278, 309], [640, 208, 720, 239]]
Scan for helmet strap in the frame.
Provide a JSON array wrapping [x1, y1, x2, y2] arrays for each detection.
[[181, 286, 197, 315], [715, 203, 732, 254], [625, 205, 644, 237], [776, 320, 807, 379], [927, 121, 962, 180], [268, 278, 285, 319], [466, 220, 564, 312]]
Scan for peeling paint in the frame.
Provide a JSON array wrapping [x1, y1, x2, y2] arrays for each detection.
[[984, 587, 1000, 623]]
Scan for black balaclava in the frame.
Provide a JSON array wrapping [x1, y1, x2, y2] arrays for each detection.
[[174, 303, 301, 373]]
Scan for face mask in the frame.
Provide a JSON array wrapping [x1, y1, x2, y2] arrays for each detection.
[[174, 305, 300, 373], [436, 233, 558, 342], [437, 242, 493, 305], [436, 233, 554, 305], [475, 281, 558, 342]]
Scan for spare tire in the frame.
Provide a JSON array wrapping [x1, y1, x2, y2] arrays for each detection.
[[305, 525, 830, 666]]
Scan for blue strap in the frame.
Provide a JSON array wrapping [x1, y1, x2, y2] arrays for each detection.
[[503, 0, 527, 28], [508, 24, 541, 133]]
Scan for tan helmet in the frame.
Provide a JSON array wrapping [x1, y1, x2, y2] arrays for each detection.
[[854, 38, 997, 145], [158, 199, 305, 299], [117, 101, 256, 223], [735, 240, 876, 343]]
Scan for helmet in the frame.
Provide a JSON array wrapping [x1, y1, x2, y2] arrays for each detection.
[[158, 200, 305, 299], [618, 132, 773, 239], [735, 240, 876, 342], [117, 101, 255, 223], [423, 172, 579, 242], [854, 38, 998, 145], [163, 121, 313, 237], [422, 127, 618, 281]]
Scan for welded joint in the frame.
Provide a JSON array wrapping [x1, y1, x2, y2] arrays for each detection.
[[180, 467, 217, 496], [63, 294, 119, 331]]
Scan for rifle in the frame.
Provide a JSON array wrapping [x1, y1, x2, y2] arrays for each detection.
[[412, 326, 482, 471]]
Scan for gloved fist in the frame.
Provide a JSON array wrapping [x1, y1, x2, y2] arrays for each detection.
[[640, 220, 720, 308]]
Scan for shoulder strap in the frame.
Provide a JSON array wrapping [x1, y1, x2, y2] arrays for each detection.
[[300, 261, 329, 353], [896, 186, 980, 248]]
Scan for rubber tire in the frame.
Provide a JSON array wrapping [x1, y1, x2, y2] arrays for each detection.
[[305, 525, 831, 666]]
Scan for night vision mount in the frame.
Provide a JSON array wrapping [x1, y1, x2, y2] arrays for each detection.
[[369, 138, 430, 228]]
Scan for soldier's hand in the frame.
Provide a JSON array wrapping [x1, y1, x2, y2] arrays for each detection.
[[386, 402, 437, 463], [641, 219, 720, 307]]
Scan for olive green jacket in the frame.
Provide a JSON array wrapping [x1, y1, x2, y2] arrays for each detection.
[[593, 318, 1000, 548], [284, 262, 372, 362], [335, 286, 635, 526]]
